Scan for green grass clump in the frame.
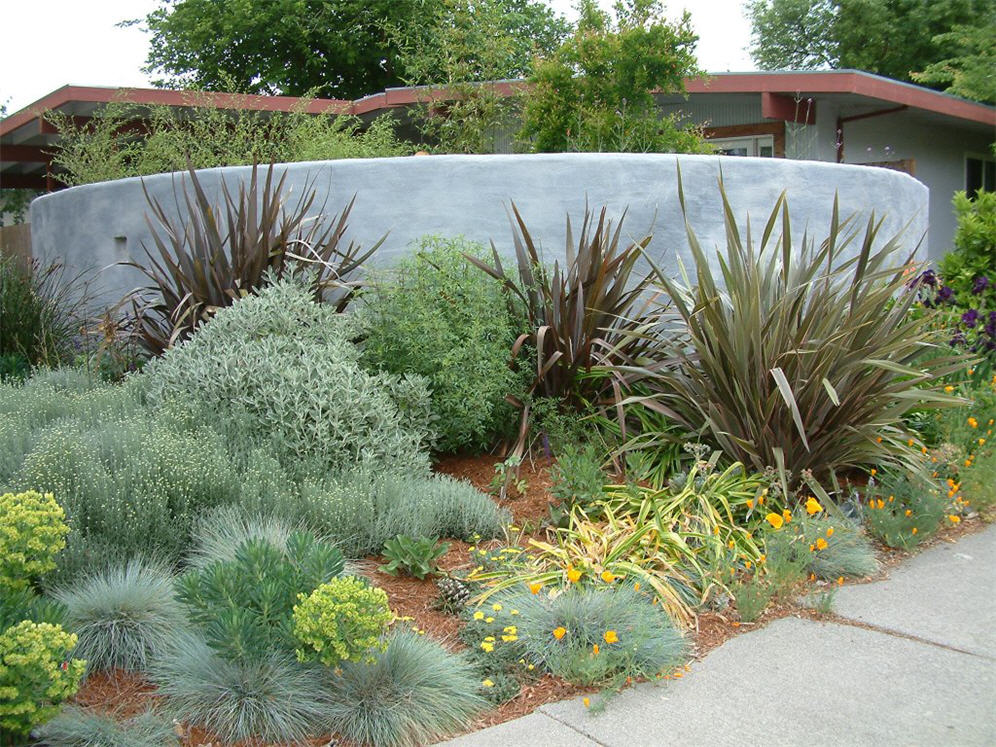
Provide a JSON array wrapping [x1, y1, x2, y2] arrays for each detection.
[[36, 706, 178, 747], [860, 471, 947, 549], [53, 559, 184, 673], [185, 504, 298, 570], [766, 510, 879, 580], [730, 576, 773, 622], [151, 631, 330, 745], [324, 630, 488, 747]]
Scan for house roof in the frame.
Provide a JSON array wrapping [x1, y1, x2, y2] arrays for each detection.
[[2, 70, 993, 190]]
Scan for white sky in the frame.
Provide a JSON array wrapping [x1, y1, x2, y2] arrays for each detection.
[[0, 0, 755, 116]]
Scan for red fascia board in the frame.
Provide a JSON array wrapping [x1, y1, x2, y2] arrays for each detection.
[[0, 144, 52, 162], [687, 72, 995, 126], [1, 85, 350, 137]]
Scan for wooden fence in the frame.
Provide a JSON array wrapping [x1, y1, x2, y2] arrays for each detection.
[[0, 223, 32, 269]]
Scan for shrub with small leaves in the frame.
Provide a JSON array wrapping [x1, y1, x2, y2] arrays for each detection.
[[0, 620, 86, 736], [0, 490, 68, 591], [293, 576, 392, 668], [380, 535, 451, 580]]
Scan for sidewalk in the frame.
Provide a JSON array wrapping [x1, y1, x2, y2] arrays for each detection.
[[441, 524, 996, 746]]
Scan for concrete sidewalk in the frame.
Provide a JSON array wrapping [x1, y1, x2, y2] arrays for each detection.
[[442, 525, 996, 746]]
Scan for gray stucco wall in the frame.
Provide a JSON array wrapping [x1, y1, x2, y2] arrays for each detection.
[[30, 153, 929, 309]]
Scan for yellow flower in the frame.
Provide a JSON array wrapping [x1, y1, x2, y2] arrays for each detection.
[[480, 641, 494, 652], [912, 527, 918, 535], [492, 603, 503, 612], [482, 679, 494, 687], [485, 617, 494, 623], [510, 609, 520, 616], [826, 527, 834, 537], [816, 537, 828, 550], [759, 554, 766, 563], [968, 417, 979, 428], [944, 385, 955, 393], [765, 512, 784, 529], [727, 539, 735, 549], [553, 626, 567, 640], [948, 514, 961, 524], [604, 630, 619, 644], [809, 573, 816, 581], [907, 439, 915, 447], [837, 576, 844, 586], [782, 509, 792, 523], [583, 697, 591, 708], [876, 499, 885, 509], [979, 438, 986, 446], [504, 625, 517, 634], [502, 634, 518, 642], [528, 582, 543, 594], [809, 544, 816, 552], [473, 611, 484, 621], [744, 560, 752, 570], [567, 567, 582, 583], [746, 499, 754, 509], [633, 582, 641, 592], [805, 497, 823, 515], [600, 570, 616, 583], [870, 468, 877, 476], [876, 437, 883, 443], [713, 526, 720, 535], [904, 509, 913, 517], [592, 644, 600, 655]]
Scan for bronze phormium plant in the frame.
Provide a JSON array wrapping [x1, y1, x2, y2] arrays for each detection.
[[632, 178, 964, 486], [466, 203, 658, 451], [122, 163, 380, 354]]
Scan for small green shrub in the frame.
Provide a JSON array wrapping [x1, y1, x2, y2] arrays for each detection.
[[0, 489, 68, 591], [0, 620, 86, 736], [766, 510, 879, 581], [292, 577, 392, 667], [359, 236, 520, 452], [324, 629, 488, 747], [549, 443, 607, 525], [151, 631, 330, 745], [380, 535, 450, 580], [959, 447, 996, 517], [0, 587, 66, 632], [53, 559, 184, 673], [37, 706, 179, 747], [860, 472, 947, 549], [731, 576, 773, 622], [176, 531, 344, 661], [141, 276, 433, 478]]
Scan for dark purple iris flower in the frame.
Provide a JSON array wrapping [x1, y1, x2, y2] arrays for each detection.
[[937, 286, 955, 303], [962, 309, 980, 328], [973, 276, 991, 294]]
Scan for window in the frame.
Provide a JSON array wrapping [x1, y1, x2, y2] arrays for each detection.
[[711, 135, 775, 157], [966, 154, 996, 198]]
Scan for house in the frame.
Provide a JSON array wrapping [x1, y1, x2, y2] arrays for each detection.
[[1, 70, 993, 258]]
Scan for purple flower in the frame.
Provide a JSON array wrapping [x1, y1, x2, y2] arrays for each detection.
[[951, 331, 968, 347], [962, 309, 980, 328], [908, 269, 938, 290], [937, 286, 954, 303], [973, 276, 991, 294]]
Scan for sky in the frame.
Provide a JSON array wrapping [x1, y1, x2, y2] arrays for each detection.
[[0, 0, 756, 116]]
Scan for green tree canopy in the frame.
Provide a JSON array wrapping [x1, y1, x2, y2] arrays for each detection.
[[519, 0, 706, 153], [748, 0, 994, 95], [134, 0, 425, 99], [911, 14, 996, 103]]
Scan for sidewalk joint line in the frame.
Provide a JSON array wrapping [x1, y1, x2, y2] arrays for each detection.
[[538, 709, 609, 746], [825, 614, 995, 662]]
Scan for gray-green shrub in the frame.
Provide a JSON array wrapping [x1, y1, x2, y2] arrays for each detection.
[[37, 706, 178, 747], [141, 275, 433, 478], [151, 631, 331, 745], [53, 559, 184, 673], [359, 236, 520, 452], [766, 511, 879, 580], [324, 629, 488, 747]]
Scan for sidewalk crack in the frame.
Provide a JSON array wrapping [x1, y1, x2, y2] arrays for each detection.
[[538, 710, 610, 746], [823, 613, 995, 661]]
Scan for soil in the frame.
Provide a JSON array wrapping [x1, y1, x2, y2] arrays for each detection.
[[68, 454, 992, 746]]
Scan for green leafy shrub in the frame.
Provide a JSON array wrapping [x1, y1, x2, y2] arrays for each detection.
[[380, 535, 451, 580], [0, 587, 66, 632], [141, 276, 433, 478], [860, 472, 947, 549], [53, 559, 184, 673], [487, 586, 687, 687], [324, 629, 488, 747], [640, 183, 962, 482], [958, 447, 996, 517], [359, 235, 520, 452], [549, 443, 607, 525], [766, 508, 879, 580], [37, 706, 178, 747], [730, 575, 773, 622], [151, 631, 330, 745], [0, 620, 86, 736], [0, 490, 68, 591], [125, 162, 378, 355], [938, 190, 996, 306], [292, 576, 392, 667], [177, 531, 344, 662]]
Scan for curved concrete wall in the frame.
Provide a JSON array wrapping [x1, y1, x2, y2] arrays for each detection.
[[30, 153, 928, 308]]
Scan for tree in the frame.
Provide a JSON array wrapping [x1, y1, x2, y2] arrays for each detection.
[[911, 16, 996, 103], [134, 0, 426, 99], [389, 0, 569, 153], [747, 0, 993, 88], [519, 0, 707, 153]]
